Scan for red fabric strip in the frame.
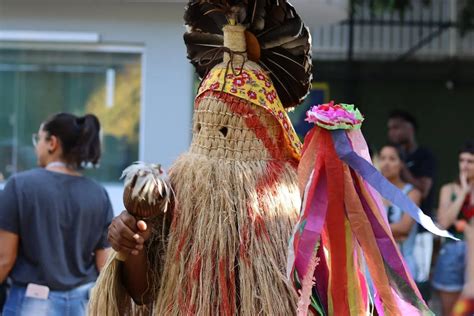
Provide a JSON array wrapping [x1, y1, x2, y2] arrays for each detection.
[[322, 129, 350, 315]]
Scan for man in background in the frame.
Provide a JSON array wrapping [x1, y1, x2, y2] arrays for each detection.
[[387, 110, 436, 301]]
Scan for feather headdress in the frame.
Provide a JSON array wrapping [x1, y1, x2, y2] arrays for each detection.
[[183, 0, 312, 109]]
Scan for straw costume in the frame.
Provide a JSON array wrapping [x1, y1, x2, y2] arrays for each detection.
[[288, 102, 455, 316], [90, 0, 312, 315]]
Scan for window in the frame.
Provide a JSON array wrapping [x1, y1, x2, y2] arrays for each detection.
[[0, 44, 142, 182]]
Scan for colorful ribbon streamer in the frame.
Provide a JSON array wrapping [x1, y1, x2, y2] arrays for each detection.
[[331, 129, 457, 240]]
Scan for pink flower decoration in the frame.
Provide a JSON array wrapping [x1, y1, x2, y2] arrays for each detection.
[[305, 101, 363, 130], [265, 80, 272, 88]]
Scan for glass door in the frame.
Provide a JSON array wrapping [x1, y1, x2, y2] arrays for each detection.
[[0, 46, 142, 182]]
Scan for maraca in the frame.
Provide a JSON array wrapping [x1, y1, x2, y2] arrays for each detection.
[[116, 162, 173, 261]]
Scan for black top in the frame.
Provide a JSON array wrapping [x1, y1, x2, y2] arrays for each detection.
[[404, 146, 436, 232], [0, 169, 113, 291]]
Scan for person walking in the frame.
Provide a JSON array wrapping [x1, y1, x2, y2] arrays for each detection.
[[0, 113, 113, 316]]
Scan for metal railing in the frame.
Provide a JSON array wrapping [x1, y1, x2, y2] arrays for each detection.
[[312, 0, 474, 61]]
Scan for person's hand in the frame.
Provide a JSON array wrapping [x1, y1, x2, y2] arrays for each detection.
[[460, 172, 470, 195], [455, 219, 468, 233], [108, 210, 152, 256]]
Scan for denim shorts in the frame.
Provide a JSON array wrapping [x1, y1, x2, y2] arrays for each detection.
[[2, 282, 94, 316], [432, 240, 466, 292]]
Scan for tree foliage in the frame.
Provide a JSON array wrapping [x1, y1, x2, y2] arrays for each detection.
[[85, 65, 141, 144]]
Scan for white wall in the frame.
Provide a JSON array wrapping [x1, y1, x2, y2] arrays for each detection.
[[0, 1, 194, 169]]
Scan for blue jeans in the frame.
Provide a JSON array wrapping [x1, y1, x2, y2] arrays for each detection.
[[2, 282, 94, 316], [432, 240, 466, 292]]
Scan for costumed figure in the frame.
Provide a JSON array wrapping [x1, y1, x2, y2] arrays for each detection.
[[287, 102, 456, 316], [90, 0, 311, 314]]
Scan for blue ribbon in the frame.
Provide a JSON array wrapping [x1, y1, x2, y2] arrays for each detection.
[[331, 129, 457, 240]]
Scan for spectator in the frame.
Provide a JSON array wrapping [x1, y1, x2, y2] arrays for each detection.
[[387, 110, 436, 298], [432, 140, 474, 316], [451, 219, 474, 316], [0, 113, 113, 316], [379, 144, 422, 277]]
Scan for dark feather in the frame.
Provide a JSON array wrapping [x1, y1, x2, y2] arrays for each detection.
[[183, 32, 224, 48], [266, 48, 310, 74], [184, 32, 224, 77], [284, 45, 308, 56], [184, 2, 228, 34], [263, 1, 297, 29], [248, 0, 266, 31], [261, 44, 312, 106], [259, 17, 303, 49], [259, 59, 294, 105], [263, 56, 309, 107], [281, 35, 309, 50]]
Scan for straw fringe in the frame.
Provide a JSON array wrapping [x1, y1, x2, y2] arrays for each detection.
[[155, 152, 300, 315], [88, 252, 151, 316], [89, 214, 171, 316]]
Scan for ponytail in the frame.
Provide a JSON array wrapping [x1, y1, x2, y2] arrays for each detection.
[[42, 113, 102, 169]]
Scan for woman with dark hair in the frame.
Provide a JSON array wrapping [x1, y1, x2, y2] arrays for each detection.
[[379, 144, 422, 277], [432, 140, 474, 316], [0, 113, 113, 315]]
